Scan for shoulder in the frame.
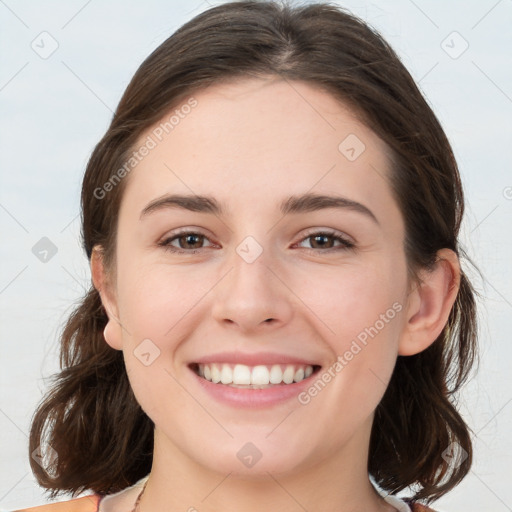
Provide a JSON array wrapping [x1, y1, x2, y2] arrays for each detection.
[[13, 493, 101, 512]]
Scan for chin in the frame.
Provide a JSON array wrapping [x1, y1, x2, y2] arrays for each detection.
[[195, 441, 313, 478]]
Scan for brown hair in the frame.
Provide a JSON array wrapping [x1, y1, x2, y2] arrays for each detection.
[[28, 0, 479, 506]]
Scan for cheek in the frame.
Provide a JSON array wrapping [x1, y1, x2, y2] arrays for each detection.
[[297, 264, 405, 425], [116, 257, 205, 338], [115, 262, 201, 418], [300, 261, 405, 349]]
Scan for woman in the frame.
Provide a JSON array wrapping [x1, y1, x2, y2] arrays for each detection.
[[18, 1, 478, 511]]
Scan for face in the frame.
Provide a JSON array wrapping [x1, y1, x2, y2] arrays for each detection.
[[98, 77, 412, 478]]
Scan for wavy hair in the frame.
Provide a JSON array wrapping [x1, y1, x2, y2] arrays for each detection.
[[28, 1, 479, 506]]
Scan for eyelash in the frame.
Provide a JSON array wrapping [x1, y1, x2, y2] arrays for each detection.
[[158, 229, 355, 254]]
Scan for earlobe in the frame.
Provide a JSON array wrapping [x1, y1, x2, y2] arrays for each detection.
[[398, 248, 460, 356], [103, 320, 123, 350], [90, 246, 123, 351]]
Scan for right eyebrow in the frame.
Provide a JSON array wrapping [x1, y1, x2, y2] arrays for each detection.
[[140, 194, 224, 220]]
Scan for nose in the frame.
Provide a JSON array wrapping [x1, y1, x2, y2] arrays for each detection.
[[211, 244, 295, 333]]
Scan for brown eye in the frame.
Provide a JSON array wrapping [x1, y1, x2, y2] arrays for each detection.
[[309, 234, 335, 249], [297, 231, 355, 252], [159, 231, 213, 253], [175, 233, 205, 250]]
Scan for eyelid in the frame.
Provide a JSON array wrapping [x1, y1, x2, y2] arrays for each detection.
[[158, 226, 214, 243]]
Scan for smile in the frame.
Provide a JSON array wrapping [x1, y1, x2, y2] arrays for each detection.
[[191, 363, 321, 388]]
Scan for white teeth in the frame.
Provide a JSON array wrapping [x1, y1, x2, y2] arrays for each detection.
[[251, 365, 270, 385], [196, 363, 315, 386], [293, 367, 305, 382], [233, 364, 251, 384], [269, 364, 283, 384], [282, 365, 295, 384], [211, 364, 221, 383], [220, 364, 233, 384]]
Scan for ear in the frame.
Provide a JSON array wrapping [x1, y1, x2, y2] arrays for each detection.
[[90, 245, 123, 351], [398, 248, 460, 356]]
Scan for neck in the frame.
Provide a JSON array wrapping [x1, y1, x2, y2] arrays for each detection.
[[138, 422, 396, 512]]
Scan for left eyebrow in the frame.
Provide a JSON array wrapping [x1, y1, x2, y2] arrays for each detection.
[[280, 193, 379, 225], [139, 192, 379, 225]]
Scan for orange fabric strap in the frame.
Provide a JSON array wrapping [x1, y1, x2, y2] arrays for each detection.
[[15, 493, 439, 512], [410, 503, 438, 512], [14, 493, 100, 512]]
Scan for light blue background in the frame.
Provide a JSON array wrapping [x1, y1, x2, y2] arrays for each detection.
[[1, 1, 511, 510]]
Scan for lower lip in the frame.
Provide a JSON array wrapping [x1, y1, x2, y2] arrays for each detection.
[[189, 366, 320, 408]]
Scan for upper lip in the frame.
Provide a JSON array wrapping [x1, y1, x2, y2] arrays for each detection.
[[190, 351, 322, 367]]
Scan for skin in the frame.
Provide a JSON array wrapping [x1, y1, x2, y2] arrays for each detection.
[[91, 76, 460, 512]]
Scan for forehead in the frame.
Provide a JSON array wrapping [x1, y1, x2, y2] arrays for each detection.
[[119, 77, 399, 225]]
